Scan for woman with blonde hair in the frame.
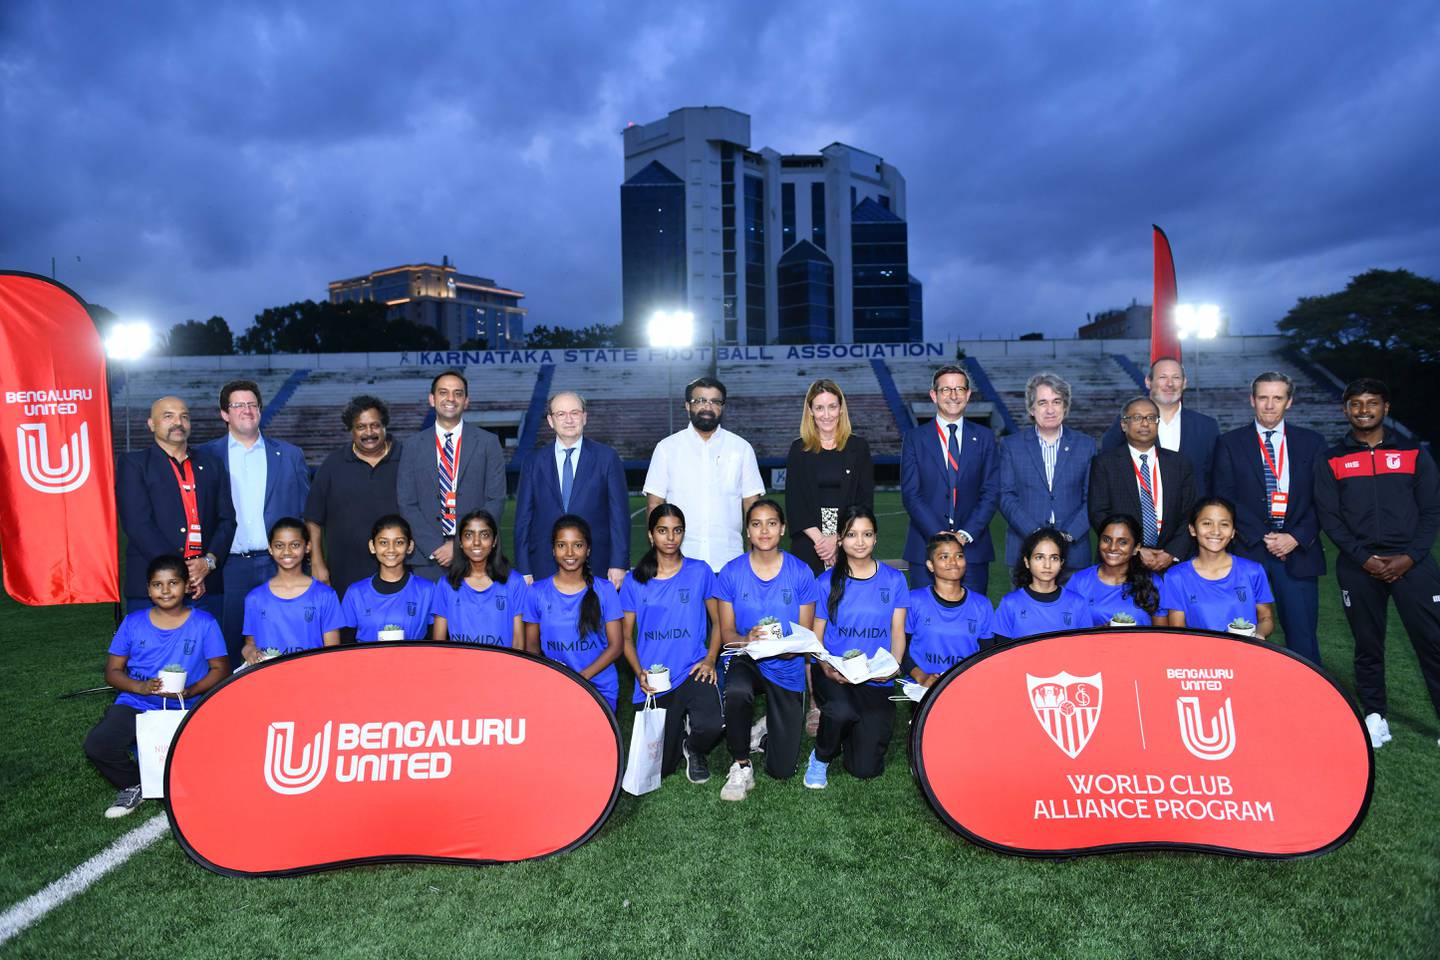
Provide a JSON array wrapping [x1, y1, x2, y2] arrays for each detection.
[[785, 379, 875, 576]]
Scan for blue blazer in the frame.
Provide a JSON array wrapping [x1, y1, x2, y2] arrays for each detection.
[[1102, 405, 1219, 495], [901, 419, 999, 566], [1212, 423, 1327, 579], [998, 428, 1097, 567], [116, 444, 236, 599], [200, 434, 311, 540], [513, 439, 630, 578]]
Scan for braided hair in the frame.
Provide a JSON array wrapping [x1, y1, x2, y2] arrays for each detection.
[[826, 504, 878, 621], [552, 514, 601, 639]]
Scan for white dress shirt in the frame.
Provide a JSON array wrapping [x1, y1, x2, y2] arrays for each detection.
[[1157, 404, 1183, 453], [554, 436, 583, 482], [643, 424, 765, 571], [1127, 444, 1164, 537], [1254, 420, 1290, 492]]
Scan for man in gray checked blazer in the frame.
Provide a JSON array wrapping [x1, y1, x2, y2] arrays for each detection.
[[998, 372, 1097, 569], [396, 369, 507, 582]]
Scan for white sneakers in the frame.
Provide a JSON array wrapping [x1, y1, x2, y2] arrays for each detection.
[[1365, 713, 1393, 749], [720, 761, 755, 801]]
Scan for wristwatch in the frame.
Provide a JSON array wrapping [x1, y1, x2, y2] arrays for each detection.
[[204, 553, 217, 572]]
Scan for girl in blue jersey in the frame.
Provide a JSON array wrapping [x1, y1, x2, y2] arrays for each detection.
[[904, 533, 996, 688], [715, 499, 820, 801], [241, 518, 344, 662], [1068, 514, 1166, 627], [434, 509, 528, 647], [340, 515, 436, 641], [83, 556, 229, 819], [523, 514, 624, 709], [994, 527, 1091, 642], [805, 505, 908, 788], [621, 504, 723, 784], [1162, 498, 1276, 637]]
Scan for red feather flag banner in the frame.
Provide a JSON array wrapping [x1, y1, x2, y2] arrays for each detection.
[[0, 272, 120, 604], [1151, 225, 1180, 365]]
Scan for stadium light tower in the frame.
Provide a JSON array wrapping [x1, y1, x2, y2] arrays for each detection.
[[1174, 303, 1222, 341], [104, 321, 154, 452], [648, 309, 694, 434]]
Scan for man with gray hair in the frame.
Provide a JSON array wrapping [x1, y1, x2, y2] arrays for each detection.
[[999, 371, 1097, 572], [513, 389, 630, 589]]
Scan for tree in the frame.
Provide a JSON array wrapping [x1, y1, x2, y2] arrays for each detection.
[[1279, 268, 1439, 440], [164, 316, 234, 355], [524, 323, 621, 349], [236, 300, 448, 353]]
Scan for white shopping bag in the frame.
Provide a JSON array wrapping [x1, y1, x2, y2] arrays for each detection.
[[136, 696, 187, 799], [621, 695, 666, 796]]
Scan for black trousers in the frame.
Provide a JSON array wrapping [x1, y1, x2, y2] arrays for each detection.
[[723, 656, 805, 779], [650, 676, 725, 777], [812, 671, 896, 778], [1336, 554, 1440, 720], [84, 704, 142, 789]]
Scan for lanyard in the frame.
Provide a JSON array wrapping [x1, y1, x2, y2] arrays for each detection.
[[166, 456, 204, 558], [1257, 431, 1285, 481], [935, 418, 959, 515], [435, 429, 463, 480], [1132, 455, 1161, 529]]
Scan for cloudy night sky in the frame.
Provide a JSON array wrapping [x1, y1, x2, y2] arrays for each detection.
[[3, 0, 1438, 342]]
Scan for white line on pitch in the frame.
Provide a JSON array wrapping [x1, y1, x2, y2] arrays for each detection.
[[0, 815, 169, 947]]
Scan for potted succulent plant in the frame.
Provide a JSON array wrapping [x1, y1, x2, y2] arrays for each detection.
[[1228, 617, 1256, 637], [378, 623, 405, 642], [159, 663, 187, 694], [756, 616, 784, 644], [646, 663, 671, 693], [1109, 612, 1137, 627]]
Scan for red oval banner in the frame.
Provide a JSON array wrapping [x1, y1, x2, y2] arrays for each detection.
[[165, 643, 622, 876], [913, 628, 1372, 858]]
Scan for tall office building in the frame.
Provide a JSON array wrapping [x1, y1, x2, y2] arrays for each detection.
[[329, 258, 527, 348], [620, 106, 922, 345]]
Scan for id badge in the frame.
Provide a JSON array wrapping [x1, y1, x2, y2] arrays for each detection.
[[1269, 491, 1289, 517]]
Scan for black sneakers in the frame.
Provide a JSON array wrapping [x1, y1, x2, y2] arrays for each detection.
[[104, 784, 144, 819], [683, 741, 711, 784]]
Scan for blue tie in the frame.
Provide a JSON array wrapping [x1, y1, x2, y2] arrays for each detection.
[[1262, 430, 1280, 530], [946, 423, 961, 524], [1138, 452, 1158, 547], [561, 446, 575, 512]]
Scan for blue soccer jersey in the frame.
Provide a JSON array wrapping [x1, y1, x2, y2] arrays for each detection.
[[906, 586, 995, 675], [341, 574, 436, 641], [523, 577, 623, 708], [714, 552, 821, 692], [815, 563, 909, 686], [1067, 565, 1168, 627], [109, 608, 227, 711], [994, 586, 1092, 640], [1160, 556, 1275, 633], [434, 575, 530, 647], [242, 580, 345, 654], [620, 558, 716, 704]]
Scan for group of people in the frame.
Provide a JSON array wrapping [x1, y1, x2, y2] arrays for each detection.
[[85, 359, 1440, 817]]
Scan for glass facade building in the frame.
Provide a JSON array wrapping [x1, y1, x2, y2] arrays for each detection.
[[777, 241, 835, 344], [328, 260, 526, 348], [619, 160, 687, 343], [850, 198, 911, 343]]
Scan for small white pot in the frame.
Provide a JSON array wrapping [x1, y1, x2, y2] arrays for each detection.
[[647, 668, 671, 693], [378, 628, 405, 642], [1109, 618, 1137, 628], [759, 621, 784, 643], [1228, 625, 1257, 638], [159, 670, 186, 694]]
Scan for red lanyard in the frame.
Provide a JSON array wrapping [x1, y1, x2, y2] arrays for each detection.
[[1132, 457, 1159, 508], [935, 419, 959, 511], [166, 457, 203, 558], [435, 429, 463, 480], [1257, 431, 1285, 480]]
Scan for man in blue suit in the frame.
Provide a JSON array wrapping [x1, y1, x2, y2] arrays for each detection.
[[116, 395, 235, 617], [999, 372, 1097, 574], [514, 390, 630, 588], [200, 379, 311, 666], [1212, 372, 1326, 664], [1102, 357, 1219, 495], [901, 364, 999, 595]]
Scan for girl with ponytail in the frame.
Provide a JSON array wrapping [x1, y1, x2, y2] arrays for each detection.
[[522, 514, 624, 709], [805, 505, 908, 788]]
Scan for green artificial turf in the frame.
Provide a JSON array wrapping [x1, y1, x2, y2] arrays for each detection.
[[1, 493, 1437, 958]]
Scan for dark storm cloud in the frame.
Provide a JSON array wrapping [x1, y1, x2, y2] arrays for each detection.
[[2, 0, 1436, 340]]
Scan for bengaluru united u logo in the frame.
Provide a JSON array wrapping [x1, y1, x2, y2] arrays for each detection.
[[264, 721, 331, 795], [1027, 672, 1103, 759], [15, 422, 91, 494]]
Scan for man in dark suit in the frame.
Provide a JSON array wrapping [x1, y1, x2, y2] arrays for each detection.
[[999, 372, 1097, 571], [1089, 397, 1196, 571], [1102, 357, 1219, 495], [116, 395, 236, 615], [513, 390, 630, 589], [901, 364, 999, 594], [1213, 372, 1326, 663], [396, 369, 506, 582], [200, 379, 311, 666]]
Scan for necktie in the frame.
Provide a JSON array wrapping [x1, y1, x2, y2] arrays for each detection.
[[1262, 430, 1280, 530], [1138, 452, 1158, 547], [561, 446, 575, 512], [946, 424, 961, 525], [439, 432, 456, 536]]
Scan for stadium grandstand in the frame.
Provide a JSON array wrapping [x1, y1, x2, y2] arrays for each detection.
[[106, 335, 1400, 487]]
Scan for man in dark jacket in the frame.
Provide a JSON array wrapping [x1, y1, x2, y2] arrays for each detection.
[[1315, 378, 1440, 749], [1102, 357, 1219, 495]]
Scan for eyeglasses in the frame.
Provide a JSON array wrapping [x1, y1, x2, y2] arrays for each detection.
[[935, 386, 969, 397], [1121, 414, 1160, 425], [550, 411, 584, 420], [687, 398, 726, 408], [227, 402, 260, 411]]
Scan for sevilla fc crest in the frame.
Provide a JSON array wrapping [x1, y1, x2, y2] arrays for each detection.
[[1026, 671, 1103, 759]]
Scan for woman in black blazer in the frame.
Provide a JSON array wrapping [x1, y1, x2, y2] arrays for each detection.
[[786, 379, 875, 575]]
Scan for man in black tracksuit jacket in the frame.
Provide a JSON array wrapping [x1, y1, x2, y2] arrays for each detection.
[[1314, 378, 1440, 748]]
